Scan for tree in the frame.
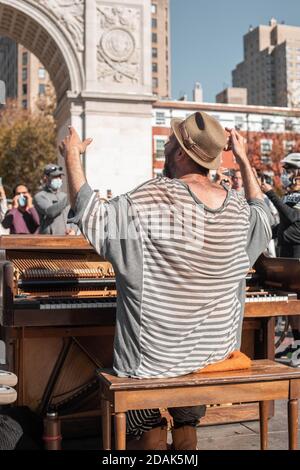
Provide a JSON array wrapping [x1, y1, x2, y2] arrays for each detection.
[[0, 98, 57, 198]]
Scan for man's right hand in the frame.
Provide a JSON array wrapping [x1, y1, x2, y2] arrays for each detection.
[[59, 126, 93, 158]]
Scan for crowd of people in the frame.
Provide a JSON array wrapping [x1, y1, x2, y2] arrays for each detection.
[[0, 164, 77, 236]]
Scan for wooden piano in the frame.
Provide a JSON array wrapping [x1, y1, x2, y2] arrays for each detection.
[[1, 236, 300, 431], [0, 235, 117, 428]]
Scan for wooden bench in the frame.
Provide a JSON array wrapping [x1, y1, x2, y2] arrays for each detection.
[[98, 360, 300, 450]]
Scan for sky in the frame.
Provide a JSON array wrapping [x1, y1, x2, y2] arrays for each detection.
[[170, 0, 300, 102]]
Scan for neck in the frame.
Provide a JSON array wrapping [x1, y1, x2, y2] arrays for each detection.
[[179, 172, 209, 184]]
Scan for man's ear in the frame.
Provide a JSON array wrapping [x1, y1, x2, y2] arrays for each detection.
[[176, 147, 185, 161]]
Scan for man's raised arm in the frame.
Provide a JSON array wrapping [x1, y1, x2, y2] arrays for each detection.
[[59, 126, 92, 208], [227, 128, 264, 201]]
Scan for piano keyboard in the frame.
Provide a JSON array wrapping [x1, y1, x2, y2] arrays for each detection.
[[246, 292, 296, 303], [14, 297, 117, 310], [40, 300, 117, 310]]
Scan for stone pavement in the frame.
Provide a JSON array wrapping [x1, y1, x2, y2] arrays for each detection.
[[62, 400, 300, 450], [193, 400, 300, 450]]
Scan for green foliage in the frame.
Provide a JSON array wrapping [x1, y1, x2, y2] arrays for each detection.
[[0, 99, 57, 197]]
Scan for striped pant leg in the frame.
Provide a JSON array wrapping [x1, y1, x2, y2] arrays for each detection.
[[126, 409, 162, 438], [168, 405, 206, 427]]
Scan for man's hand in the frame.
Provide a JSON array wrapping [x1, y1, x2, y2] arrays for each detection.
[[59, 126, 93, 158], [225, 128, 247, 163], [65, 228, 76, 236]]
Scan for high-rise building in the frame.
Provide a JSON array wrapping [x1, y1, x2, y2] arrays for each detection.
[[0, 37, 18, 101], [0, 36, 53, 111], [151, 0, 171, 98], [232, 19, 300, 107]]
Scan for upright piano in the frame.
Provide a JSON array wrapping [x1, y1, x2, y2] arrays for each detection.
[[0, 235, 117, 422], [1, 236, 300, 429]]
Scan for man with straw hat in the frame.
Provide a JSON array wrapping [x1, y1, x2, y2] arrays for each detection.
[[60, 111, 272, 450]]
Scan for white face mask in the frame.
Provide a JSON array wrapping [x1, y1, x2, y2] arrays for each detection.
[[50, 178, 63, 190]]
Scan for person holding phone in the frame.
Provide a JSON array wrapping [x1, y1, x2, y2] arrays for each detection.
[[2, 184, 40, 234]]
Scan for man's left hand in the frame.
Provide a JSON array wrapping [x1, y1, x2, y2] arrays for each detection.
[[59, 126, 93, 158]]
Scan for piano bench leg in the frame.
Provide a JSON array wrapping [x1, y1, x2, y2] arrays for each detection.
[[259, 401, 269, 450], [288, 399, 298, 450]]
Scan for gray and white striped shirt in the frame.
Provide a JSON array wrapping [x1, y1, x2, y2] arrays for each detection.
[[71, 177, 272, 379]]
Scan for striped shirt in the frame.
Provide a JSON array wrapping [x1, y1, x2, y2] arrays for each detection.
[[71, 178, 272, 379]]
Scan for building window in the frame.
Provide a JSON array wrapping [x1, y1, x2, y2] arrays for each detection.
[[22, 68, 27, 81], [39, 83, 46, 95], [22, 84, 27, 95], [152, 47, 158, 58], [22, 52, 28, 66], [38, 67, 46, 79], [284, 140, 295, 153], [155, 112, 166, 125], [151, 3, 157, 14], [154, 137, 167, 160], [152, 18, 157, 28], [262, 118, 271, 131], [152, 77, 158, 89], [260, 139, 273, 155], [152, 62, 158, 73], [234, 116, 244, 130], [22, 99, 27, 109], [285, 119, 294, 131], [152, 33, 157, 43]]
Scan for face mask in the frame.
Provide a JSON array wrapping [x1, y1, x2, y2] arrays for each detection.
[[50, 178, 63, 190], [281, 172, 292, 189], [18, 194, 27, 207]]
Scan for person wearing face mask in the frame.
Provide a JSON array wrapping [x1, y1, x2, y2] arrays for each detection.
[[33, 164, 73, 235], [2, 184, 40, 234], [261, 153, 300, 360]]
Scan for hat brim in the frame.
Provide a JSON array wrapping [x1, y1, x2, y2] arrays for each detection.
[[171, 118, 221, 171]]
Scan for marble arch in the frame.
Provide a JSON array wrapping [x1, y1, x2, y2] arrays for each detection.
[[0, 0, 153, 195]]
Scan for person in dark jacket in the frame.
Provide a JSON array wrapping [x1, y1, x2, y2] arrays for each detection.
[[33, 164, 72, 235], [262, 153, 300, 358], [2, 184, 40, 234]]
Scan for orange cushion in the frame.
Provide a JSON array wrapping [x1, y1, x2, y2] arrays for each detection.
[[194, 351, 251, 374]]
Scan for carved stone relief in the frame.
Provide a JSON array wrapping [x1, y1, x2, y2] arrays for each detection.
[[97, 4, 141, 84], [35, 0, 84, 51]]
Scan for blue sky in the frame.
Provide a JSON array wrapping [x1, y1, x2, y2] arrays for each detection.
[[170, 0, 300, 102]]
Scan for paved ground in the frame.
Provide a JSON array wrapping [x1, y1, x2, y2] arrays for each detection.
[[62, 400, 299, 450], [193, 400, 300, 450]]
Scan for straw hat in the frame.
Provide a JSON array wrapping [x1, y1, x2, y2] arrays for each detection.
[[171, 111, 227, 170]]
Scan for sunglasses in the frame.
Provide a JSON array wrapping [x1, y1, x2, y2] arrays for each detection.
[[45, 166, 63, 175]]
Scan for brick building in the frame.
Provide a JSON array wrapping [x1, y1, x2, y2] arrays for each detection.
[[152, 101, 300, 187]]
